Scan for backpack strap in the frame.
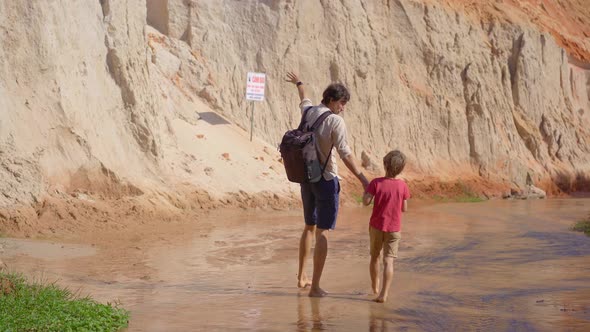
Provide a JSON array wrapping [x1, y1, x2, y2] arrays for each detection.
[[298, 107, 334, 177], [296, 106, 314, 131], [309, 110, 333, 131], [321, 144, 333, 175], [309, 111, 335, 176]]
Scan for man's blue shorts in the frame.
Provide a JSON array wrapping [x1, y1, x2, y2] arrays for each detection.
[[300, 177, 340, 230]]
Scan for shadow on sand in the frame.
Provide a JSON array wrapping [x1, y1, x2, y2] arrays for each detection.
[[198, 112, 231, 125]]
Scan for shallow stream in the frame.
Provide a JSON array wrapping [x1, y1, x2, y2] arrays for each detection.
[[3, 199, 590, 331]]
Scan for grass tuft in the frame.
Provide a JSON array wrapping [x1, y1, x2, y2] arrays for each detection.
[[0, 271, 129, 331], [571, 219, 590, 236], [352, 193, 363, 204], [432, 181, 486, 203]]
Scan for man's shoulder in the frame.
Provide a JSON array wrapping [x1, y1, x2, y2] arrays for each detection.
[[323, 111, 344, 126], [309, 107, 336, 121], [299, 99, 314, 112]]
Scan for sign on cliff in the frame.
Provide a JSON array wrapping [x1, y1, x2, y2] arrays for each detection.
[[246, 72, 265, 101], [246, 72, 266, 141]]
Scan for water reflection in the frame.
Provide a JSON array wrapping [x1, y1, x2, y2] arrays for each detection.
[[369, 305, 390, 332], [297, 295, 327, 331]]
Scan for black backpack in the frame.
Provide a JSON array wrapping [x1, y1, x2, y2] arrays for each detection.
[[279, 107, 333, 183]]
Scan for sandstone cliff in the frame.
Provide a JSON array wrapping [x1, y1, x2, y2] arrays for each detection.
[[0, 0, 589, 234], [154, 0, 589, 192]]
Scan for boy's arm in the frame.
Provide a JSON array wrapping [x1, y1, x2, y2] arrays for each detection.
[[402, 181, 410, 212], [286, 71, 306, 102], [362, 192, 373, 206]]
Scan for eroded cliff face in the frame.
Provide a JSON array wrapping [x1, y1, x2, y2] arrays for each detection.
[[0, 0, 165, 208], [0, 0, 589, 217], [155, 0, 590, 191]]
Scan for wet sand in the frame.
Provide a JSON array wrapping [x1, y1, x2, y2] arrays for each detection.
[[2, 199, 590, 331]]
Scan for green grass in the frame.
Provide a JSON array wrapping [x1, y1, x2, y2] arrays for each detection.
[[571, 219, 590, 236], [352, 193, 363, 204], [0, 272, 129, 331], [433, 182, 486, 203], [353, 193, 373, 206]]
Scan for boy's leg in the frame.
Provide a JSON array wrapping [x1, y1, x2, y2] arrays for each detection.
[[309, 228, 329, 297], [376, 257, 394, 303], [298, 224, 316, 288], [369, 226, 383, 294], [375, 232, 401, 303], [370, 254, 381, 294]]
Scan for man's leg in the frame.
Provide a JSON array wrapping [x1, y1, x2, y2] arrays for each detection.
[[299, 182, 316, 288], [308, 177, 338, 297], [375, 257, 394, 303], [309, 228, 329, 297], [298, 224, 315, 288]]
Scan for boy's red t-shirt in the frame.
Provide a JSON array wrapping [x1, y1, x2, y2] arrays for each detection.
[[367, 177, 410, 232]]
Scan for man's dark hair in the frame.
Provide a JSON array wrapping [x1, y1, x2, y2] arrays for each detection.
[[321, 83, 350, 105]]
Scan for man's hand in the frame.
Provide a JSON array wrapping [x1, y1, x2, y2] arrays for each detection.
[[286, 71, 300, 85], [342, 154, 369, 191], [362, 192, 374, 206], [359, 173, 369, 191], [287, 71, 305, 101]]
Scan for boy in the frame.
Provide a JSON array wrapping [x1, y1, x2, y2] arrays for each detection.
[[362, 150, 409, 303]]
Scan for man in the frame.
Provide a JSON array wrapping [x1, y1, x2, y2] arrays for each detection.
[[286, 71, 369, 297]]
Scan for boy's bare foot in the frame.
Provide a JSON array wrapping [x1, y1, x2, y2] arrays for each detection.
[[297, 278, 311, 288], [308, 287, 328, 297], [373, 296, 387, 303]]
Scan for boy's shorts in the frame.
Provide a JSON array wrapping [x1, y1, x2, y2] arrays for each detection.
[[369, 226, 401, 258], [300, 177, 340, 230]]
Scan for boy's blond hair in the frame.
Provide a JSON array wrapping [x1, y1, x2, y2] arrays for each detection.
[[383, 150, 406, 178]]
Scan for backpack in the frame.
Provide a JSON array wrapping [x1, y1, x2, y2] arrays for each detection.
[[279, 106, 333, 183]]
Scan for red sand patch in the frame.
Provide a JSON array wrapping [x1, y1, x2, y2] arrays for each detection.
[[435, 0, 590, 62]]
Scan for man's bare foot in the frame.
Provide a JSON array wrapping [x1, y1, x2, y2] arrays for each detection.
[[373, 296, 387, 303], [372, 286, 379, 294], [297, 278, 312, 288], [308, 287, 328, 297]]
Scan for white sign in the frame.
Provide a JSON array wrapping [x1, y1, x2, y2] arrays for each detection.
[[246, 72, 266, 101]]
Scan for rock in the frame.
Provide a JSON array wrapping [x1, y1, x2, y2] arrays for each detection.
[[526, 172, 534, 186], [361, 151, 380, 172], [507, 184, 547, 199], [523, 185, 546, 199], [152, 48, 181, 78]]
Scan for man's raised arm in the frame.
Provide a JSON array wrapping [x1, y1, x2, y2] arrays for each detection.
[[286, 71, 306, 102]]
